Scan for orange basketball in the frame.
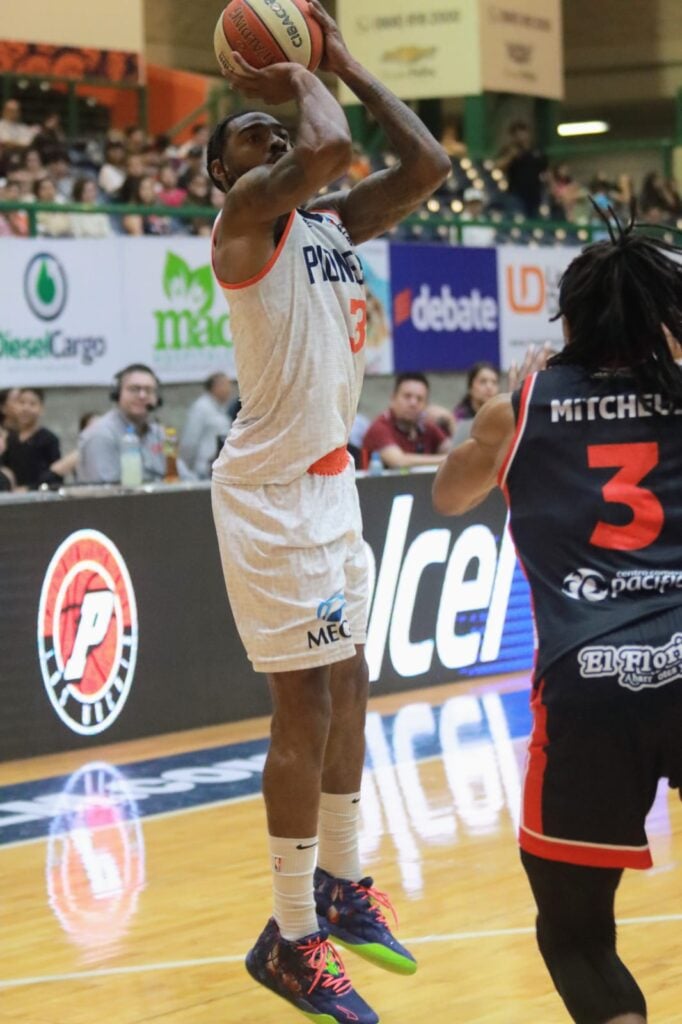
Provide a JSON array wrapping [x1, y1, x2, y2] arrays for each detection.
[[214, 0, 324, 76]]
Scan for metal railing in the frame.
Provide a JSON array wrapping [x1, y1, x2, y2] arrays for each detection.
[[1, 199, 681, 244]]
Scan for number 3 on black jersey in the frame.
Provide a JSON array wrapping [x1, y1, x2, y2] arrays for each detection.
[[588, 442, 664, 551]]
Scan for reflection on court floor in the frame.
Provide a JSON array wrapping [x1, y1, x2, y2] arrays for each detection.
[[1, 673, 680, 1023]]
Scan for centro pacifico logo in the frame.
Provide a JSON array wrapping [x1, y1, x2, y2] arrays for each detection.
[[154, 252, 231, 353], [37, 530, 138, 736], [24, 252, 68, 321], [307, 592, 352, 649]]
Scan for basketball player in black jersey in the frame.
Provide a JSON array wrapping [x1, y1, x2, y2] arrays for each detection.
[[434, 213, 682, 1024]]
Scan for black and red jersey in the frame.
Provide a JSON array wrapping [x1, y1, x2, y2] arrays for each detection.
[[501, 364, 682, 679]]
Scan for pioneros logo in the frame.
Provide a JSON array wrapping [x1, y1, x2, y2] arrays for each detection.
[[154, 252, 232, 353]]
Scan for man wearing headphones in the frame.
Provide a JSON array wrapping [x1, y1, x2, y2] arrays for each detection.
[[78, 363, 166, 484]]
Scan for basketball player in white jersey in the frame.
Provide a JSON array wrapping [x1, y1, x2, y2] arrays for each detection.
[[208, 4, 450, 1020]]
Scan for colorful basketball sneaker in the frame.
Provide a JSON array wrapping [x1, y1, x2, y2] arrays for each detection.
[[245, 917, 380, 1024], [314, 868, 417, 976]]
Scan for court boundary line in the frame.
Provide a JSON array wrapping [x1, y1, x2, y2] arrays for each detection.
[[2, 913, 682, 990]]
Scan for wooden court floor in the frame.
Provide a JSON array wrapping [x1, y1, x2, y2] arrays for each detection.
[[1, 671, 681, 1024]]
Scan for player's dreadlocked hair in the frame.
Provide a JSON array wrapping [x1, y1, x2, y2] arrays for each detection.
[[206, 113, 246, 192], [549, 200, 682, 407]]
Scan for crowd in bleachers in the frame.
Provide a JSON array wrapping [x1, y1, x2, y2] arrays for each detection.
[[1, 96, 681, 245], [0, 99, 221, 238]]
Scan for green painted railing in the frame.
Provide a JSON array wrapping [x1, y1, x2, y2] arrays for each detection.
[[1, 199, 680, 245]]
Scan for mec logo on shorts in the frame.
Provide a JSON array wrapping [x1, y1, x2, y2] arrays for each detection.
[[37, 530, 138, 735], [307, 591, 351, 649]]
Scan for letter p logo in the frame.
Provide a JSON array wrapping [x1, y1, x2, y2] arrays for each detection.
[[507, 266, 545, 313], [64, 590, 116, 683]]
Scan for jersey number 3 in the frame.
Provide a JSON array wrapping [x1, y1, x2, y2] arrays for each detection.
[[588, 442, 664, 551], [349, 299, 366, 354]]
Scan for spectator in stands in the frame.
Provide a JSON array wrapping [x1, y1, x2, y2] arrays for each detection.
[[460, 187, 495, 246], [98, 140, 127, 197], [79, 364, 166, 484], [0, 426, 15, 492], [0, 388, 21, 430], [12, 147, 45, 192], [0, 181, 29, 236], [440, 120, 467, 160], [640, 171, 681, 220], [44, 150, 75, 200], [179, 372, 233, 479], [497, 120, 548, 218], [157, 163, 187, 207], [116, 153, 147, 203], [179, 123, 209, 160], [32, 111, 65, 160], [549, 163, 582, 221], [33, 177, 71, 238], [0, 99, 36, 151], [70, 177, 112, 238], [50, 411, 100, 481], [178, 145, 206, 189], [362, 372, 450, 469], [454, 361, 500, 421], [125, 125, 147, 156], [3, 388, 62, 490], [184, 173, 212, 235], [122, 176, 171, 236]]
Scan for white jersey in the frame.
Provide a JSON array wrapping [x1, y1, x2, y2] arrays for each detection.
[[212, 207, 367, 485]]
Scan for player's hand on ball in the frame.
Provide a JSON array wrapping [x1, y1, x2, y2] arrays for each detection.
[[307, 0, 353, 75], [222, 51, 303, 104]]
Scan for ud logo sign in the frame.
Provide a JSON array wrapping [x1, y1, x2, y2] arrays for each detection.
[[37, 530, 138, 736]]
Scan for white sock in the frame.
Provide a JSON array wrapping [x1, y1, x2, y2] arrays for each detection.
[[269, 835, 319, 941], [318, 792, 362, 882]]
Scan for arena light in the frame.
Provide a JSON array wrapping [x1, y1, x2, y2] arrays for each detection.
[[557, 120, 610, 137]]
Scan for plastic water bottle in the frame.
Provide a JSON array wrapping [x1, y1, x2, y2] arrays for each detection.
[[120, 425, 143, 487], [368, 450, 384, 477], [163, 427, 179, 483]]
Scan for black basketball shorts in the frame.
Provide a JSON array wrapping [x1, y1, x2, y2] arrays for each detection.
[[520, 607, 682, 869]]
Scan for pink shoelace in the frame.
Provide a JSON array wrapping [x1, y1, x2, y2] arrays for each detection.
[[351, 881, 399, 928], [299, 936, 353, 996]]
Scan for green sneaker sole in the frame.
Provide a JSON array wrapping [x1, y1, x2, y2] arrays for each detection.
[[333, 936, 418, 976], [246, 959, 382, 1023]]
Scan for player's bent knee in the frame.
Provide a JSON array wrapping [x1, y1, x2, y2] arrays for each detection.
[[536, 924, 647, 1024]]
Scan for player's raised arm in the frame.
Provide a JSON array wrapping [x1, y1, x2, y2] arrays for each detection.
[[306, 0, 451, 243], [210, 56, 352, 233]]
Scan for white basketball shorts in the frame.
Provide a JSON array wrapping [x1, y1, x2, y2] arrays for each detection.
[[211, 463, 369, 674]]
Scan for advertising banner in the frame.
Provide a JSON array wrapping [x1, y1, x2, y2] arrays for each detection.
[[0, 474, 533, 760], [479, 0, 564, 100], [0, 239, 123, 386], [336, 0, 481, 102], [497, 245, 578, 369], [390, 243, 500, 371], [121, 238, 237, 383], [359, 239, 394, 374]]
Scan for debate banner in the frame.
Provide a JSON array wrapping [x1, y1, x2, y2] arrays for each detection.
[[497, 244, 578, 369], [390, 242, 500, 371]]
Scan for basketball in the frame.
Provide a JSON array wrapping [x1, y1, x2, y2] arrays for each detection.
[[214, 0, 324, 77]]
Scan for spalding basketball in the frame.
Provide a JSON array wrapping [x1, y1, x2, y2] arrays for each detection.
[[214, 0, 324, 77]]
